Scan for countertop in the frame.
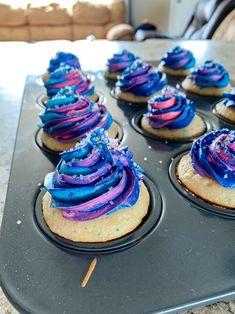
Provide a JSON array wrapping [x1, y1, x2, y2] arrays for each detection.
[[0, 39, 235, 314]]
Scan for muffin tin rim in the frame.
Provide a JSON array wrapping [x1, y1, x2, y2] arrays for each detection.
[[33, 175, 163, 255]]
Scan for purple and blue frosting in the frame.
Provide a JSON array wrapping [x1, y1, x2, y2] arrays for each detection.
[[160, 46, 195, 71], [44, 128, 144, 221], [146, 89, 195, 129], [189, 60, 230, 89], [107, 50, 138, 73], [190, 129, 235, 188], [116, 59, 167, 97], [39, 88, 112, 142], [44, 65, 94, 98], [47, 51, 81, 73], [223, 88, 235, 109]]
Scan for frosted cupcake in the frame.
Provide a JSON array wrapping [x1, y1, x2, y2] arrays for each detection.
[[39, 88, 117, 152], [141, 88, 205, 140], [177, 129, 235, 208], [115, 59, 167, 103], [215, 88, 235, 123], [182, 60, 231, 96], [42, 51, 81, 82], [44, 65, 98, 102], [104, 50, 139, 80], [158, 46, 196, 76], [42, 128, 150, 242]]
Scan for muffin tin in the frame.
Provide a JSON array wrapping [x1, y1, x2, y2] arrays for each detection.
[[0, 68, 235, 314]]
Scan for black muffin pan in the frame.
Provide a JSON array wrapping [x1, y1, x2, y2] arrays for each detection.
[[0, 70, 235, 314]]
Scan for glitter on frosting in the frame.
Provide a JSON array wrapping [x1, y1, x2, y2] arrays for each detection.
[[160, 46, 195, 70], [44, 128, 144, 221], [116, 59, 167, 96], [47, 51, 81, 73], [223, 88, 235, 108], [188, 60, 230, 88], [107, 50, 139, 73], [146, 88, 195, 129], [190, 129, 235, 188], [39, 88, 112, 142], [44, 65, 94, 98]]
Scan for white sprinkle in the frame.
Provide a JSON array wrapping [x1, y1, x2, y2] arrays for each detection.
[[144, 157, 148, 161], [224, 174, 228, 179], [148, 145, 152, 150], [165, 141, 168, 144], [159, 160, 163, 164], [16, 220, 21, 225], [109, 200, 114, 205]]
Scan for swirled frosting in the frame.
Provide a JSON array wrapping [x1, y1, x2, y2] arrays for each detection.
[[47, 51, 81, 73], [146, 89, 195, 129], [39, 89, 112, 142], [107, 50, 138, 73], [189, 60, 230, 88], [160, 46, 195, 70], [44, 65, 94, 98], [116, 59, 167, 96], [223, 88, 235, 108], [190, 129, 235, 188], [44, 128, 143, 221]]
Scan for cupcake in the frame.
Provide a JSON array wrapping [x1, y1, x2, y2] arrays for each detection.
[[42, 51, 81, 82], [141, 88, 205, 140], [182, 60, 231, 96], [177, 129, 235, 208], [115, 59, 167, 103], [104, 50, 139, 80], [44, 65, 98, 102], [42, 128, 150, 242], [39, 88, 118, 152], [158, 46, 196, 76], [215, 88, 235, 123]]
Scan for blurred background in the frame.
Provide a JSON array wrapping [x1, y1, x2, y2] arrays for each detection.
[[0, 0, 234, 42]]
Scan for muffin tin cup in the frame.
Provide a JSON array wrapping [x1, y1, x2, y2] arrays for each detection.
[[110, 87, 150, 106], [36, 90, 106, 110], [33, 176, 162, 255], [35, 71, 96, 87], [131, 109, 215, 143], [34, 120, 124, 157], [169, 151, 235, 218]]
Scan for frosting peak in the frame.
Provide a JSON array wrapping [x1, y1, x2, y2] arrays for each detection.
[[189, 60, 230, 88], [47, 51, 81, 73], [44, 128, 143, 221], [39, 89, 112, 142], [190, 129, 235, 188], [147, 88, 195, 129], [107, 50, 138, 73], [160, 46, 195, 70], [116, 59, 167, 96]]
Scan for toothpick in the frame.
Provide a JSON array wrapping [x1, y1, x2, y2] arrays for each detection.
[[81, 257, 97, 288]]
